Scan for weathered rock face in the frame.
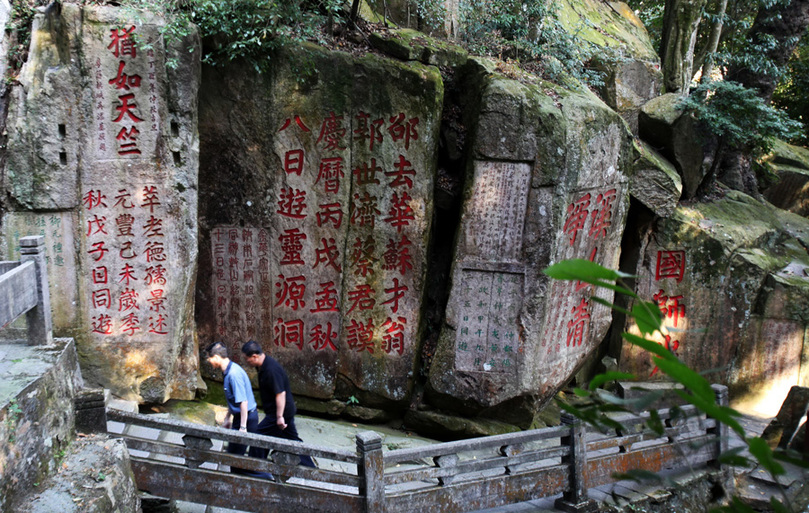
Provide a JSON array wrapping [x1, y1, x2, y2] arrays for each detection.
[[2, 5, 202, 403], [426, 58, 633, 417], [639, 93, 709, 199], [556, 0, 662, 133], [619, 190, 809, 415], [196, 44, 442, 404], [761, 140, 809, 216], [629, 140, 683, 218]]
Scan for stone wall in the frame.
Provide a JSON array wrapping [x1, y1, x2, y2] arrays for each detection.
[[0, 339, 83, 512]]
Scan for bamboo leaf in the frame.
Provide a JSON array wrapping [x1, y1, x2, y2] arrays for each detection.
[[623, 332, 677, 361], [632, 301, 663, 335], [748, 437, 785, 476], [588, 371, 636, 391]]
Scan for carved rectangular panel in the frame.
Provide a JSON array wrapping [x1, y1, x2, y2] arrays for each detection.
[[463, 161, 531, 262]]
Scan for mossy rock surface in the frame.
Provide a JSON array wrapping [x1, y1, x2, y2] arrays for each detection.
[[556, 0, 658, 62], [369, 28, 468, 67], [404, 409, 521, 440]]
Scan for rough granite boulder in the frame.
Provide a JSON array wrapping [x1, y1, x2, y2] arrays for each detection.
[[2, 4, 203, 403], [556, 0, 662, 133], [196, 42, 442, 407], [639, 92, 707, 199], [629, 139, 682, 218], [427, 57, 633, 421], [762, 139, 809, 216], [619, 189, 809, 415]]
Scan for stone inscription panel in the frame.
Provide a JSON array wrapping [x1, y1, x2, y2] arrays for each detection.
[[211, 225, 272, 356], [541, 185, 621, 355], [82, 184, 172, 341], [3, 212, 78, 327], [463, 161, 531, 262], [455, 269, 523, 372]]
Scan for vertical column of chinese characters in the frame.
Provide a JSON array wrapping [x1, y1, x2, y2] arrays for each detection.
[[650, 249, 687, 375], [380, 113, 419, 357], [84, 190, 114, 336], [107, 26, 145, 158], [49, 215, 65, 268], [543, 187, 618, 354], [274, 115, 313, 352], [146, 45, 159, 134], [344, 112, 383, 355], [306, 112, 348, 354], [240, 228, 260, 344], [257, 229, 272, 342], [141, 186, 169, 337], [212, 227, 230, 341], [225, 228, 244, 351], [94, 58, 107, 154]]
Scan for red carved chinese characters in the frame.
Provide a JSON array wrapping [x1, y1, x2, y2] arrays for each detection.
[[656, 250, 686, 283], [84, 185, 170, 338]]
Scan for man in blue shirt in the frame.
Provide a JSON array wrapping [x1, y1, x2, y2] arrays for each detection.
[[205, 342, 273, 480]]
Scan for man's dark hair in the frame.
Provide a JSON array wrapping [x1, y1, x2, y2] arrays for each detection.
[[241, 340, 264, 357], [205, 342, 228, 359]]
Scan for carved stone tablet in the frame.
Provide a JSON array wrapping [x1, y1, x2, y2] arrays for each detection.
[[462, 161, 531, 262]]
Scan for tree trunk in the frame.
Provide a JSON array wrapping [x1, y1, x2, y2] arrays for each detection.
[[659, 0, 709, 94], [726, 0, 809, 102], [696, 0, 728, 83]]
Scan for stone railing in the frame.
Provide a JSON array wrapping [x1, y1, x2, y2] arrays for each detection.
[[107, 385, 728, 513], [0, 235, 52, 345]]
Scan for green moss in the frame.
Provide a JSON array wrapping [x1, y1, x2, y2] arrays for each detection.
[[555, 0, 658, 62]]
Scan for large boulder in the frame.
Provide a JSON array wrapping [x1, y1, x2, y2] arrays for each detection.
[[196, 43, 443, 406], [2, 5, 202, 402], [619, 189, 809, 415], [629, 139, 682, 218], [639, 92, 708, 199], [556, 0, 662, 133], [427, 57, 633, 419], [761, 139, 809, 216]]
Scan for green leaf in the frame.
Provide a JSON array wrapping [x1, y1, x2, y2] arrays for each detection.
[[572, 387, 592, 397], [652, 357, 715, 403], [623, 332, 677, 361], [717, 447, 753, 467], [648, 409, 664, 436], [748, 437, 785, 477], [611, 469, 663, 484], [588, 371, 636, 391], [773, 449, 809, 469], [769, 497, 789, 513], [591, 296, 631, 316], [543, 259, 637, 297], [674, 389, 745, 437], [631, 301, 663, 335]]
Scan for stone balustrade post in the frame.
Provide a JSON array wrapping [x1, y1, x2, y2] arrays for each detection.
[[20, 236, 52, 346], [555, 413, 598, 513], [357, 431, 385, 513], [182, 434, 213, 470], [710, 384, 730, 459]]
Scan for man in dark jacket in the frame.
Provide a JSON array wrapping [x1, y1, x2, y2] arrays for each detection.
[[241, 340, 316, 467]]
